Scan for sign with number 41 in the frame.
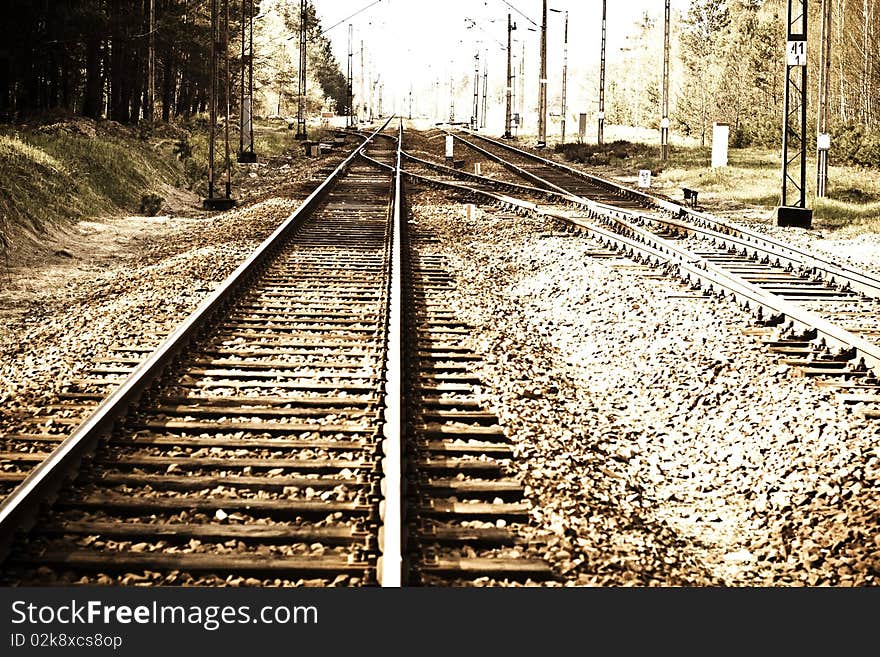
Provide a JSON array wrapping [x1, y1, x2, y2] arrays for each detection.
[[787, 40, 806, 66]]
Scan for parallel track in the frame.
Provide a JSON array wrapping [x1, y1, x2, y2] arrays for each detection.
[[0, 123, 558, 587], [412, 128, 880, 413]]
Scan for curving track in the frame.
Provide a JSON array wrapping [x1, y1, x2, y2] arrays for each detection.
[[413, 128, 880, 415]]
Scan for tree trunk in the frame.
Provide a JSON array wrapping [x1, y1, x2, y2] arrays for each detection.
[[83, 35, 103, 119], [0, 51, 9, 119]]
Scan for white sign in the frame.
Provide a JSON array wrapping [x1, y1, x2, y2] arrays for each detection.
[[711, 123, 729, 168], [787, 40, 806, 66], [638, 169, 651, 189], [597, 111, 605, 120], [817, 133, 831, 150], [660, 117, 670, 129], [445, 135, 454, 158]]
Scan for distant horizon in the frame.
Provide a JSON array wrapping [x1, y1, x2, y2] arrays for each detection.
[[315, 0, 691, 119]]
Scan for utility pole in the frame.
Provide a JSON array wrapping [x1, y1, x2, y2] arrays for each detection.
[[472, 51, 480, 129], [519, 40, 525, 119], [207, 0, 217, 202], [449, 72, 455, 123], [347, 23, 354, 128], [481, 49, 488, 129], [238, 0, 256, 162], [778, 0, 812, 227], [204, 0, 234, 209], [660, 0, 670, 161], [222, 0, 231, 198], [147, 0, 155, 122], [359, 40, 366, 123], [295, 0, 307, 140], [504, 13, 515, 138], [377, 80, 383, 117], [560, 10, 568, 144], [247, 0, 254, 153], [537, 0, 547, 147], [816, 0, 832, 197], [598, 0, 607, 145]]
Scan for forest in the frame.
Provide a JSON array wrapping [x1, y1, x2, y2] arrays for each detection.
[[0, 0, 349, 124], [609, 0, 880, 166], [2, 0, 880, 171]]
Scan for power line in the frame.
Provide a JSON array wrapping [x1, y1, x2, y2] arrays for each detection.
[[464, 17, 506, 49], [321, 0, 384, 36], [498, 0, 538, 27]]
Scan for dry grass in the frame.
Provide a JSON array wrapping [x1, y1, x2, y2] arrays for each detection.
[[0, 116, 322, 257], [528, 124, 880, 234]]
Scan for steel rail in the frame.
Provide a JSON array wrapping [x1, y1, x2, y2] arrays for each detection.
[[457, 128, 880, 299], [444, 130, 570, 195], [666, 209, 880, 298], [455, 128, 646, 201], [0, 118, 395, 557], [401, 151, 573, 200], [403, 164, 880, 375], [378, 118, 403, 587]]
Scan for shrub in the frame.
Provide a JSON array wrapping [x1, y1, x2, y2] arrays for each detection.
[[173, 135, 193, 160], [139, 192, 163, 216], [829, 123, 880, 167]]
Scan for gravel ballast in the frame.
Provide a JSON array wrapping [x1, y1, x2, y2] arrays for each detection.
[[408, 190, 880, 586], [2, 130, 879, 586]]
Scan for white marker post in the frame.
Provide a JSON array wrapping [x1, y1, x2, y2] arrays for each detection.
[[711, 122, 729, 168], [638, 169, 651, 189]]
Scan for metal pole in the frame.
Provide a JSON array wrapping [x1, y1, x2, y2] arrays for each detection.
[[519, 40, 525, 119], [481, 49, 488, 129], [560, 10, 568, 144], [295, 0, 307, 140], [347, 23, 354, 127], [377, 80, 383, 117], [248, 0, 254, 154], [660, 0, 670, 161], [223, 0, 231, 198], [778, 0, 812, 227], [360, 40, 365, 123], [449, 72, 455, 123], [239, 0, 245, 156], [816, 0, 831, 197], [598, 0, 606, 145], [207, 0, 217, 199], [504, 14, 514, 138], [537, 0, 547, 147], [408, 84, 413, 120], [472, 51, 479, 129]]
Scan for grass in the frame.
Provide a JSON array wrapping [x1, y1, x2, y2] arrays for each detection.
[[535, 125, 880, 234], [0, 120, 186, 252], [652, 146, 880, 231], [0, 115, 332, 255]]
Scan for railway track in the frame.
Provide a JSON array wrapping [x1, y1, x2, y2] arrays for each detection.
[[0, 122, 397, 586], [5, 120, 876, 586], [410, 128, 880, 417], [0, 122, 557, 587]]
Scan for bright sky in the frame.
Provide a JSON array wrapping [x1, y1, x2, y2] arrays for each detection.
[[313, 0, 689, 124]]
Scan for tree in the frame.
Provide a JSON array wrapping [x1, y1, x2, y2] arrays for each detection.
[[0, 0, 348, 124]]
